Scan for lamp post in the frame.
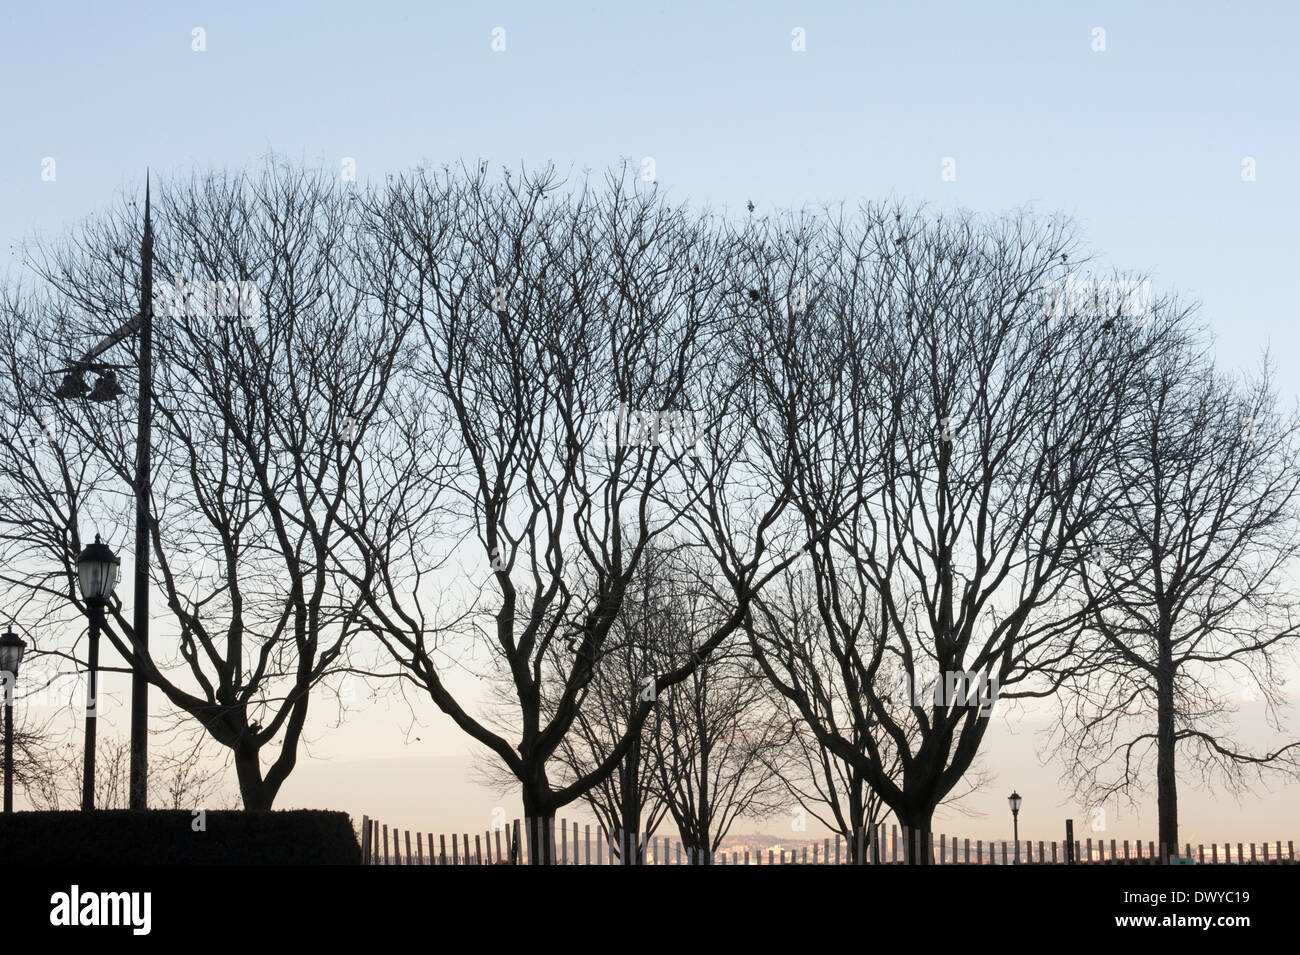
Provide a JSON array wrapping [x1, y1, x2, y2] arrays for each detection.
[[1008, 790, 1022, 863], [1, 627, 27, 813], [50, 175, 153, 809], [76, 535, 119, 811]]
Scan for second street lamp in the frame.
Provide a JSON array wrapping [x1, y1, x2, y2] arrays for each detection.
[[1, 627, 27, 813], [1008, 790, 1022, 863], [77, 535, 119, 811]]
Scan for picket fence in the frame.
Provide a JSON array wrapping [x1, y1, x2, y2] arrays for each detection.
[[359, 816, 1298, 866]]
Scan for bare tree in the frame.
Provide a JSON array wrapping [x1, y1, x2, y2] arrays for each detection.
[[1051, 346, 1300, 853], [751, 571, 898, 860], [752, 565, 992, 861], [544, 542, 678, 864], [346, 164, 792, 862], [0, 706, 65, 810], [59, 735, 232, 811], [649, 616, 791, 865], [716, 204, 1176, 861], [0, 160, 400, 807]]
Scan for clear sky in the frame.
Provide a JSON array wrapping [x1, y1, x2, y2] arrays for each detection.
[[2, 0, 1298, 845]]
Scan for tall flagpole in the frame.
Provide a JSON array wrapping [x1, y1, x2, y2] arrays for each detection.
[[129, 172, 153, 809]]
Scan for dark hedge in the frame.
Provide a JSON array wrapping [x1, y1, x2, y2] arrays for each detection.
[[0, 810, 360, 865]]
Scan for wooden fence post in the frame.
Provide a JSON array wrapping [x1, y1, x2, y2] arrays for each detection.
[[405, 831, 413, 865], [382, 824, 390, 865]]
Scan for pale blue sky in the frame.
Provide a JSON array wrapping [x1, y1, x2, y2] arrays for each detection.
[[3, 0, 1298, 838], [3, 0, 1297, 387]]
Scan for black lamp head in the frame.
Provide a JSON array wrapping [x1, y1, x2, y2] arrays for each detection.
[[54, 370, 89, 400], [88, 370, 124, 403]]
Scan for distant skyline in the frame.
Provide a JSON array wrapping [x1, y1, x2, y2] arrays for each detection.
[[3, 0, 1298, 844]]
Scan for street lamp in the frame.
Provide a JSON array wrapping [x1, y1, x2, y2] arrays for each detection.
[[1, 627, 28, 813], [1008, 791, 1022, 863], [76, 535, 119, 810]]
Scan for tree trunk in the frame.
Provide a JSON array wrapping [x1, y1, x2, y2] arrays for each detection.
[[897, 806, 934, 865], [695, 693, 710, 864], [233, 744, 276, 810], [1155, 660, 1178, 859], [682, 835, 711, 865], [521, 780, 556, 865], [619, 738, 642, 865]]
